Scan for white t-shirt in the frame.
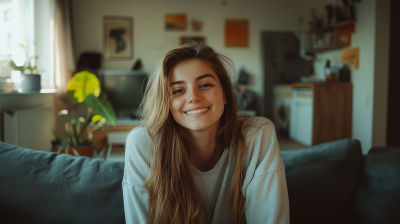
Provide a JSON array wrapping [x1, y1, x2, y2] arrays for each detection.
[[122, 117, 290, 224]]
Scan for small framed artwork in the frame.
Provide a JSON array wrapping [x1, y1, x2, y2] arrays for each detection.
[[165, 14, 186, 31], [104, 16, 133, 59], [225, 19, 249, 47]]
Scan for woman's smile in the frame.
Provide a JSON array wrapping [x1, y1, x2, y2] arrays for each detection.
[[184, 107, 211, 115]]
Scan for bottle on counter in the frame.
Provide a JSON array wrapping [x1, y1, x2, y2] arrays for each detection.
[[325, 59, 337, 82]]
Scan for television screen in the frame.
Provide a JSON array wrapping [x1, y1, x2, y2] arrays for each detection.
[[99, 70, 147, 118]]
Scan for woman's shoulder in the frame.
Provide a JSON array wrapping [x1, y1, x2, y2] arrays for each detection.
[[241, 116, 275, 138], [125, 126, 152, 155], [240, 116, 282, 175], [123, 126, 153, 184]]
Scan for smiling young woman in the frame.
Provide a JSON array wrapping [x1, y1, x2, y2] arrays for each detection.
[[122, 41, 289, 224]]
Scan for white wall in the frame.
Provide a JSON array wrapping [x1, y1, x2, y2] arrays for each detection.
[[303, 0, 390, 154], [71, 0, 306, 115]]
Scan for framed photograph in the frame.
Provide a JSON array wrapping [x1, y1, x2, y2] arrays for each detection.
[[165, 14, 186, 31], [104, 16, 133, 59]]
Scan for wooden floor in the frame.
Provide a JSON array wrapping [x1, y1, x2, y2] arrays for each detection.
[[277, 135, 307, 151]]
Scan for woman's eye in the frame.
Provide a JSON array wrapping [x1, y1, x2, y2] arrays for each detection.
[[200, 84, 212, 88], [173, 89, 184, 94]]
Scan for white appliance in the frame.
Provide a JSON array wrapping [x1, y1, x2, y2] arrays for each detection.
[[4, 105, 53, 151], [289, 88, 313, 146]]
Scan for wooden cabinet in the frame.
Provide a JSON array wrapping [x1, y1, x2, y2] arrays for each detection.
[[275, 82, 352, 146], [91, 123, 140, 150]]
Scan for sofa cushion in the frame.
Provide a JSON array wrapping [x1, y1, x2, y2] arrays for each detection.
[[280, 139, 363, 224], [0, 142, 125, 224], [349, 147, 400, 224]]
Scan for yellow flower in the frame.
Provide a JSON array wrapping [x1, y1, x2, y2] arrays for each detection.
[[92, 114, 103, 122]]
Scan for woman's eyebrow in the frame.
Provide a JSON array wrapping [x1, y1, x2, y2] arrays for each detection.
[[169, 80, 185, 87], [169, 74, 216, 87], [196, 74, 216, 82]]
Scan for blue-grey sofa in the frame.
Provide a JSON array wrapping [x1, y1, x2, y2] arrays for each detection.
[[0, 139, 399, 224]]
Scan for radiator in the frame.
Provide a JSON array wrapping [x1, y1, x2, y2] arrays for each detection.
[[4, 105, 53, 151]]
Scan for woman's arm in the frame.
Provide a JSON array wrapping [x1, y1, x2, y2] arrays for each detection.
[[122, 127, 151, 224], [244, 168, 289, 224], [242, 117, 290, 223], [122, 183, 149, 223]]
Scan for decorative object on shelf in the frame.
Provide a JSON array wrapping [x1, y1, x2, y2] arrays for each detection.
[[335, 0, 361, 23], [132, 59, 143, 70], [236, 68, 255, 111], [341, 47, 359, 70], [6, 43, 42, 92], [338, 65, 351, 82], [180, 36, 205, 45], [305, 0, 360, 53], [0, 78, 14, 92], [191, 19, 203, 32], [52, 71, 117, 158], [225, 19, 248, 47], [104, 16, 133, 59], [165, 14, 186, 31], [325, 60, 337, 82]]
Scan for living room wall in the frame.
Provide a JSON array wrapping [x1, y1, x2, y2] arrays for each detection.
[[71, 0, 306, 116]]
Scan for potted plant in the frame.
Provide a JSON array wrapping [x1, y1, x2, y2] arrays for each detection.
[[52, 71, 117, 158], [6, 44, 41, 92]]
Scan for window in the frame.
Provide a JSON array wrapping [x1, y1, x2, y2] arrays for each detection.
[[0, 0, 33, 78], [4, 8, 11, 21]]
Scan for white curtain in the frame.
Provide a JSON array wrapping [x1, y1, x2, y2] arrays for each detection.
[[53, 0, 75, 94], [52, 0, 76, 136]]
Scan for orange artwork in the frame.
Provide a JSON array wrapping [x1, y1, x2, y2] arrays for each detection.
[[165, 14, 186, 31], [225, 19, 248, 47]]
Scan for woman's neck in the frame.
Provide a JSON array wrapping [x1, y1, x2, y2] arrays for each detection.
[[188, 125, 223, 172]]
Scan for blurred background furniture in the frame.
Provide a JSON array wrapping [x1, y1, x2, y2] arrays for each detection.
[[273, 82, 352, 147]]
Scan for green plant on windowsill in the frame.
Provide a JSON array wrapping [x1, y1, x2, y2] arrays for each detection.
[[5, 43, 41, 74], [52, 71, 117, 158]]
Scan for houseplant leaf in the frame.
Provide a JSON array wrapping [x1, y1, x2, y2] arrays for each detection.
[[67, 71, 100, 103], [7, 60, 25, 72], [66, 90, 79, 104], [84, 93, 117, 126]]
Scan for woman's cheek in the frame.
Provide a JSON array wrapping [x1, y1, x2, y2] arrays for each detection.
[[171, 98, 183, 116]]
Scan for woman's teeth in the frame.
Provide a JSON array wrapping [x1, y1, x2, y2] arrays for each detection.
[[186, 107, 209, 115]]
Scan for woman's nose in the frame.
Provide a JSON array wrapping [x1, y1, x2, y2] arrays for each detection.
[[187, 90, 202, 103]]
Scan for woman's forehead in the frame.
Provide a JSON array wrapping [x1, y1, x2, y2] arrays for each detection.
[[168, 58, 219, 83]]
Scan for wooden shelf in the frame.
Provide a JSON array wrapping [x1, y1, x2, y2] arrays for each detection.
[[307, 45, 344, 53], [307, 20, 355, 53]]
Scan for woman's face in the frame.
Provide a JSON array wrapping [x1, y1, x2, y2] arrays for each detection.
[[168, 58, 226, 133]]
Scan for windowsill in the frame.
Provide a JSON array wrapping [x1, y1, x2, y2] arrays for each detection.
[[0, 89, 57, 94]]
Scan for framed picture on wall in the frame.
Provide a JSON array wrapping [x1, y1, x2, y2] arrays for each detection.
[[104, 16, 133, 59]]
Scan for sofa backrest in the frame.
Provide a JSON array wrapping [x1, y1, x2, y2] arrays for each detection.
[[280, 139, 363, 224], [348, 146, 400, 224], [0, 142, 125, 224]]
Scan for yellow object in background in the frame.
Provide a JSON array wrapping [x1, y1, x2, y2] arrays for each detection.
[[341, 47, 360, 70]]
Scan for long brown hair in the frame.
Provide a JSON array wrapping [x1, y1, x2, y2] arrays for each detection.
[[140, 41, 246, 224]]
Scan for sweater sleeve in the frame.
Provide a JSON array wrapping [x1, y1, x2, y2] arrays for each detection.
[[244, 168, 289, 224], [242, 117, 290, 224], [122, 127, 151, 224]]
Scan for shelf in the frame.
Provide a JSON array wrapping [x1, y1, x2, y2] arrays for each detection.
[[307, 45, 343, 53], [334, 20, 355, 28]]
